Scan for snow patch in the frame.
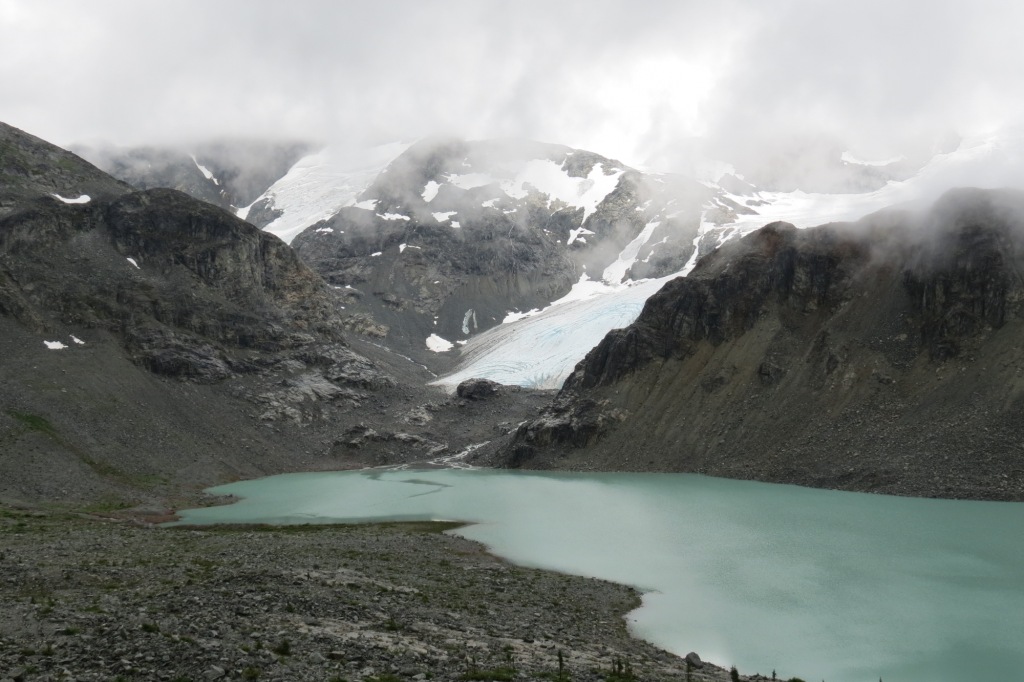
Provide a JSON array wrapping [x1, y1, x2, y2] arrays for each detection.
[[422, 180, 441, 202], [432, 211, 457, 223], [44, 340, 67, 350], [450, 221, 461, 228], [126, 257, 140, 269], [353, 199, 378, 210], [399, 244, 421, 253], [447, 172, 495, 190], [315, 226, 334, 233], [567, 227, 595, 246], [502, 308, 541, 324], [378, 212, 411, 221], [426, 334, 454, 352], [501, 161, 623, 224], [51, 193, 90, 204], [370, 251, 383, 257], [70, 335, 85, 345]]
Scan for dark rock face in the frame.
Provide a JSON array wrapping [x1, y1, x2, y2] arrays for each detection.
[[456, 378, 504, 400], [290, 137, 711, 358], [566, 221, 868, 391], [294, 202, 579, 356], [0, 187, 349, 377], [502, 189, 1024, 501]]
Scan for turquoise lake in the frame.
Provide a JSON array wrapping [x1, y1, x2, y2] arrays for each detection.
[[172, 468, 1024, 682]]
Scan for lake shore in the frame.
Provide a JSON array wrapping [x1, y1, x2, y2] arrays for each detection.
[[0, 506, 769, 682]]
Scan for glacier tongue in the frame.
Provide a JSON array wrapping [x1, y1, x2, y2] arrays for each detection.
[[433, 272, 680, 391]]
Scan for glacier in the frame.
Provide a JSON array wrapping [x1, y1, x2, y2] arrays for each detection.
[[432, 273, 678, 390], [434, 128, 1024, 391]]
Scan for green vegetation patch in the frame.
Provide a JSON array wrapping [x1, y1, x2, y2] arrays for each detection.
[[7, 410, 59, 439]]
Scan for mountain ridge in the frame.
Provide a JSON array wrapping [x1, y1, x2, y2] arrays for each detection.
[[496, 187, 1024, 500], [0, 122, 546, 507]]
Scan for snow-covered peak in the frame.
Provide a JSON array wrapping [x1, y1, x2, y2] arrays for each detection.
[[701, 126, 1024, 247], [425, 158, 624, 228], [504, 161, 623, 223]]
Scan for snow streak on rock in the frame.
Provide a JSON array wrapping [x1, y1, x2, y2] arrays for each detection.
[[601, 221, 660, 284], [190, 155, 219, 185], [51, 193, 91, 204]]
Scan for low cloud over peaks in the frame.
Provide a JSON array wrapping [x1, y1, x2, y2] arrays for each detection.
[[1, 0, 1021, 181]]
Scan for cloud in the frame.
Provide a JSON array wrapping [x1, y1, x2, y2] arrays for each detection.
[[1, 0, 1021, 175]]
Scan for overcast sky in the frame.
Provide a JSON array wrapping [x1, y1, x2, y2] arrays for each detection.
[[2, 0, 1022, 171]]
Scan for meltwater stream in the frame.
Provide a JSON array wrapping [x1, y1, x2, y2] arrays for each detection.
[[172, 469, 1024, 682]]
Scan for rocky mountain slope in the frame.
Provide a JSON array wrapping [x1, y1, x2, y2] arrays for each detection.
[[497, 187, 1024, 501], [288, 137, 712, 357], [75, 139, 313, 214], [0, 125, 130, 215], [0, 122, 546, 507]]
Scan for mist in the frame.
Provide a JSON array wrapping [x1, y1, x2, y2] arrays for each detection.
[[2, 0, 1022, 186]]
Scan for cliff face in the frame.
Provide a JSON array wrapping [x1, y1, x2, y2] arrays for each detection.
[[0, 187, 350, 378], [502, 188, 1024, 500]]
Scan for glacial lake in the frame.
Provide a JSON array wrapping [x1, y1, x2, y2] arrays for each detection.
[[172, 468, 1024, 682]]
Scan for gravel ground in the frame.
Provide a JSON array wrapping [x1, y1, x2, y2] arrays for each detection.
[[0, 507, 777, 682]]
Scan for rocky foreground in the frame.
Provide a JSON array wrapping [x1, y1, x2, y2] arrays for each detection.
[[0, 507, 784, 682]]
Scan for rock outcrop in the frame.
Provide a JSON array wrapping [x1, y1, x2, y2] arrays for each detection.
[[502, 188, 1024, 501], [0, 186, 351, 377]]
